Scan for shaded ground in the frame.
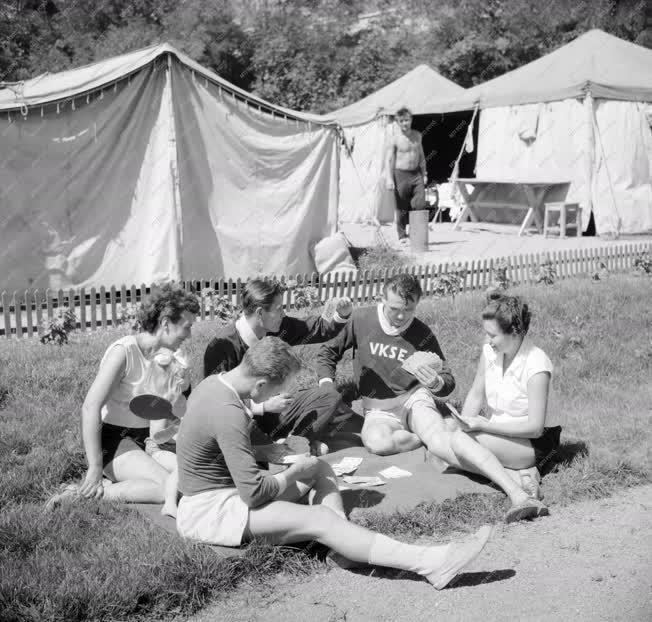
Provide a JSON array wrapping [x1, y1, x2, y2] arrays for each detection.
[[187, 484, 652, 622]]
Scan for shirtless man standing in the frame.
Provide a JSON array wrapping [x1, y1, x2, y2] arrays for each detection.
[[385, 108, 428, 244]]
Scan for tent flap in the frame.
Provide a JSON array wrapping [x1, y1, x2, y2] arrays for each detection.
[[171, 60, 339, 280], [0, 64, 177, 290]]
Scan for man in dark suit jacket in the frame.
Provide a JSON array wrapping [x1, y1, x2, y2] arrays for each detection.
[[203, 278, 356, 454]]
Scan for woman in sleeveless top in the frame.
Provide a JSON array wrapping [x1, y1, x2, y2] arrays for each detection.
[[455, 293, 561, 522], [48, 284, 199, 508]]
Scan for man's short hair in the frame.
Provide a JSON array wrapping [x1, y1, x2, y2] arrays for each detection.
[[241, 337, 301, 384], [383, 273, 422, 303], [396, 107, 412, 118], [242, 279, 284, 316]]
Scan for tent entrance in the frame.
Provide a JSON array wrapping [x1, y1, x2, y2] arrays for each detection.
[[412, 111, 478, 184]]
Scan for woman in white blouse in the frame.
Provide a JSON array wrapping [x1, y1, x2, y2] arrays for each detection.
[[456, 292, 561, 521]]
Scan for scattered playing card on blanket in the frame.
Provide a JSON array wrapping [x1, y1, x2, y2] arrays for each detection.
[[401, 351, 443, 376], [332, 456, 364, 476], [342, 475, 386, 487], [378, 466, 413, 479]]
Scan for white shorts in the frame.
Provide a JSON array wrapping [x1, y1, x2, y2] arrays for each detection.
[[177, 488, 249, 547], [362, 388, 437, 432]]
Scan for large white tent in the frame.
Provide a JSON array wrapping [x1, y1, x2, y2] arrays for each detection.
[[435, 30, 652, 235], [0, 44, 340, 291], [329, 65, 466, 224]]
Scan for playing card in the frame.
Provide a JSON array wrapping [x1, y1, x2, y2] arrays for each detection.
[[342, 475, 386, 487], [332, 456, 364, 476], [401, 351, 443, 375], [378, 466, 413, 479]]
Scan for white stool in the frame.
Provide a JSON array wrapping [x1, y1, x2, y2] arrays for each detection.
[[543, 202, 582, 238]]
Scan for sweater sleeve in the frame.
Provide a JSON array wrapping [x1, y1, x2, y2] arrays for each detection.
[[203, 337, 239, 378], [214, 407, 279, 508], [422, 331, 456, 398], [275, 313, 348, 346], [314, 313, 357, 380]]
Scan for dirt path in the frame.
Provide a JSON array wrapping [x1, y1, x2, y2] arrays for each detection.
[[188, 485, 652, 622]]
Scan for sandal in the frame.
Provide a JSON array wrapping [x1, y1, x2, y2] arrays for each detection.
[[504, 498, 549, 523]]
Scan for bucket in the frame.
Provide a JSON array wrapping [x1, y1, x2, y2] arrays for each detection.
[[377, 188, 396, 224], [409, 210, 429, 252]]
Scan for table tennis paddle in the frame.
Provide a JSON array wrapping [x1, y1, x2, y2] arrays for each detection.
[[129, 394, 174, 420]]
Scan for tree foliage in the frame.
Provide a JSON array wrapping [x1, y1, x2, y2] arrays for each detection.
[[0, 0, 647, 111]]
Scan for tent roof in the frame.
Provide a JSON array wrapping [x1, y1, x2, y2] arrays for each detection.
[[0, 43, 334, 125], [329, 64, 465, 126], [432, 29, 652, 112]]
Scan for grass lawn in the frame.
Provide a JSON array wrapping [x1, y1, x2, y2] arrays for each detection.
[[1, 272, 650, 621]]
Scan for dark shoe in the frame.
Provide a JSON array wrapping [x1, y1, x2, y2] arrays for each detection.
[[505, 498, 549, 523]]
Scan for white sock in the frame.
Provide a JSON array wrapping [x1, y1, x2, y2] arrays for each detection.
[[368, 526, 492, 589], [367, 534, 448, 576]]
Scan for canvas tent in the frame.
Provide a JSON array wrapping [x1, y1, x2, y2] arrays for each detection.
[[433, 29, 652, 236], [329, 65, 466, 223], [0, 44, 340, 291]]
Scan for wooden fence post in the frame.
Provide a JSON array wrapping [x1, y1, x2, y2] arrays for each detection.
[[99, 286, 107, 328], [25, 290, 34, 337], [79, 288, 86, 331], [2, 292, 10, 338], [110, 286, 118, 329]]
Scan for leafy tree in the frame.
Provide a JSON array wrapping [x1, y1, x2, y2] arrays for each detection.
[[1, 0, 647, 109]]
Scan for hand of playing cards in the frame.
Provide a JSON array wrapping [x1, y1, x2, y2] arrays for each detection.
[[401, 351, 443, 375]]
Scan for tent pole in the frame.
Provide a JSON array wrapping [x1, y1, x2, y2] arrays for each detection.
[[167, 53, 184, 281], [591, 99, 622, 238], [450, 104, 479, 217], [583, 92, 594, 232]]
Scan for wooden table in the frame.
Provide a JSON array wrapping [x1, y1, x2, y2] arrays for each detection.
[[453, 179, 571, 236]]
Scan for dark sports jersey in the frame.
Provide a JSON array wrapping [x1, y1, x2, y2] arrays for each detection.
[[315, 305, 455, 400]]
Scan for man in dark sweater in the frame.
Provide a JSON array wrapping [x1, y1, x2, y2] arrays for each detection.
[[315, 273, 454, 456], [203, 279, 357, 453]]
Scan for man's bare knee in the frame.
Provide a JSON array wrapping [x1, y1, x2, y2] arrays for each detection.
[[307, 504, 340, 538], [362, 431, 396, 456]]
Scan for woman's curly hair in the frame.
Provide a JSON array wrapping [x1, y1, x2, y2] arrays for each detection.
[[137, 283, 200, 334], [482, 291, 531, 336]]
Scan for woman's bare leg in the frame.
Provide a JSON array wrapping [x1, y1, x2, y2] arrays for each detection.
[[102, 445, 168, 503], [469, 432, 536, 470], [161, 468, 179, 518], [409, 403, 531, 506]]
